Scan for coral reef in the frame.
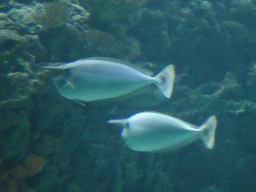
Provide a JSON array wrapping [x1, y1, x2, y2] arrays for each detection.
[[38, 23, 87, 61], [1, 0, 256, 191], [24, 154, 46, 176], [7, 179, 19, 192], [0, 154, 45, 192], [80, 0, 149, 22], [129, 8, 171, 62], [129, 0, 256, 86], [0, 29, 26, 74], [86, 28, 141, 59], [33, 0, 71, 29], [245, 62, 256, 101], [0, 97, 32, 159], [115, 148, 143, 192], [78, 0, 146, 60], [229, 0, 256, 29]]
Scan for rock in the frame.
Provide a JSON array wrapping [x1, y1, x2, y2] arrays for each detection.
[[38, 23, 87, 61], [129, 8, 171, 62], [0, 29, 24, 54]]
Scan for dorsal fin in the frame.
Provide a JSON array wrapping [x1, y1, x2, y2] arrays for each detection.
[[42, 60, 84, 70], [85, 57, 154, 76], [43, 57, 154, 76]]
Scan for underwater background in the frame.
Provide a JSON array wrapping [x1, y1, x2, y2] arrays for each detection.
[[1, 0, 256, 191]]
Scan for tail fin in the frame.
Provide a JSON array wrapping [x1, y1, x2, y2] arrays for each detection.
[[154, 65, 175, 98], [198, 115, 217, 149]]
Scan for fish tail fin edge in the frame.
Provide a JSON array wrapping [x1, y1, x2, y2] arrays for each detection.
[[154, 65, 175, 98], [198, 115, 217, 149]]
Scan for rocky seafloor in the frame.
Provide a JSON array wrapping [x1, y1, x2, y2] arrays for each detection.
[[1, 0, 256, 191]]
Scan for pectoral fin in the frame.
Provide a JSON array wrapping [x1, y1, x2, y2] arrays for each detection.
[[64, 80, 75, 89], [72, 99, 86, 106]]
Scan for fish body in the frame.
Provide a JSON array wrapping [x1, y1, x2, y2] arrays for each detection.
[[108, 112, 217, 152], [44, 58, 175, 102]]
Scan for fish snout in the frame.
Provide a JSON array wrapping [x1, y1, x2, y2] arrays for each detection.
[[107, 119, 128, 128]]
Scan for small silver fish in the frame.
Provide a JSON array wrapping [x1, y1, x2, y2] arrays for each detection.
[[44, 58, 175, 103], [108, 112, 217, 152]]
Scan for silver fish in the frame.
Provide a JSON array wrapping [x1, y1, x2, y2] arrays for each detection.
[[108, 112, 217, 152], [44, 58, 175, 102]]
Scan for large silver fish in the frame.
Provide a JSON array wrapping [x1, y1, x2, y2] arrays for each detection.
[[44, 58, 175, 103], [108, 112, 217, 152]]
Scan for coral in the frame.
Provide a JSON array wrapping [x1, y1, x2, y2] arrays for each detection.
[[0, 51, 47, 160], [0, 187, 8, 192], [0, 171, 9, 181], [23, 188, 34, 192], [10, 155, 46, 179], [143, 154, 176, 192], [129, 8, 172, 62], [86, 28, 141, 59], [67, 181, 82, 192], [0, 29, 26, 75], [230, 0, 256, 29], [245, 62, 256, 102], [2, 0, 256, 192], [0, 97, 32, 159], [5, 4, 35, 29], [0, 157, 42, 192], [33, 0, 70, 29], [0, 30, 24, 52], [115, 148, 143, 192], [24, 154, 46, 176], [36, 164, 59, 191], [114, 149, 176, 192], [24, 35, 47, 63], [0, 13, 10, 29], [7, 179, 19, 192], [86, 29, 118, 56], [80, 0, 149, 22], [11, 166, 28, 179], [154, 172, 173, 192], [38, 23, 87, 61]]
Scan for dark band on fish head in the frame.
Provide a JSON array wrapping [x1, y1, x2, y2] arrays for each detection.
[[52, 68, 71, 88], [125, 122, 129, 129]]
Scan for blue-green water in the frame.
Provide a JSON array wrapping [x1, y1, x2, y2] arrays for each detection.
[[1, 0, 256, 191]]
